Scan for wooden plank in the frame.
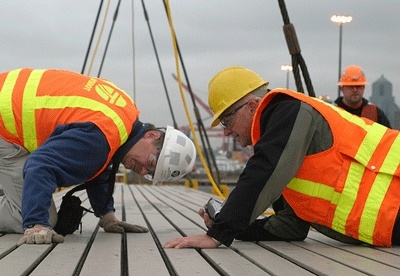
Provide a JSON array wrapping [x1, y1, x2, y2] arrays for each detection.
[[258, 241, 366, 275], [0, 234, 20, 258], [231, 241, 314, 276], [142, 185, 207, 231], [30, 191, 99, 275], [203, 247, 272, 275], [30, 215, 99, 275], [0, 191, 80, 275], [153, 185, 208, 211], [0, 242, 53, 275], [78, 187, 123, 275], [2, 184, 399, 275], [79, 232, 121, 276], [292, 238, 400, 275], [378, 245, 400, 256], [133, 185, 220, 275], [306, 230, 400, 271], [169, 185, 213, 203], [139, 185, 271, 275], [122, 184, 172, 275]]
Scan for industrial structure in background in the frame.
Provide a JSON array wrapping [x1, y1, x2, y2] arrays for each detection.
[[370, 75, 400, 129]]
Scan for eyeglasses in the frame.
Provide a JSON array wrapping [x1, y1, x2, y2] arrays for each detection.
[[143, 148, 160, 181], [143, 133, 164, 181], [220, 102, 248, 129]]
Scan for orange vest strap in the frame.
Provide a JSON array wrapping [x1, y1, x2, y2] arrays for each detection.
[[361, 104, 378, 122]]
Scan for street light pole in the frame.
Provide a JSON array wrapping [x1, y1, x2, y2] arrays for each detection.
[[331, 15, 352, 98], [281, 65, 293, 89]]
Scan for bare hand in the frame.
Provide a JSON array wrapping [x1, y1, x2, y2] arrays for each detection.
[[198, 208, 213, 228], [163, 234, 221, 249]]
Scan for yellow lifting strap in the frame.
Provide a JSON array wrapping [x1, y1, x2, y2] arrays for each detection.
[[164, 0, 226, 200]]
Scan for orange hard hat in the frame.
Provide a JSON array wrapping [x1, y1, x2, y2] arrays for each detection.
[[337, 65, 368, 86]]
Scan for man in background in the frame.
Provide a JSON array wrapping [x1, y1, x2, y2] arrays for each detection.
[[334, 65, 391, 127]]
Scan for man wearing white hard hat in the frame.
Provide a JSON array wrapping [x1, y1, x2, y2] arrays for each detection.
[[0, 68, 196, 245]]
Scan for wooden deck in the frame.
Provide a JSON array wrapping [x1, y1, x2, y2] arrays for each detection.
[[1, 183, 400, 275]]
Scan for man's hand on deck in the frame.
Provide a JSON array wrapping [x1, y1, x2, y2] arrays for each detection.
[[17, 224, 64, 245], [163, 234, 221, 249], [99, 211, 148, 233]]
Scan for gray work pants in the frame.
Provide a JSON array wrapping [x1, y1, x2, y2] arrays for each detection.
[[0, 138, 57, 233]]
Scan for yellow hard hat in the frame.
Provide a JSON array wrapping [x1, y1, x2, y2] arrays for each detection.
[[338, 65, 368, 86], [208, 66, 269, 127]]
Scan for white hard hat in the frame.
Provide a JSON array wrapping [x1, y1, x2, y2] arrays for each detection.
[[152, 126, 196, 184]]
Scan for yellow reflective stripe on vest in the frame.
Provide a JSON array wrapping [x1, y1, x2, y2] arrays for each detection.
[[22, 70, 45, 151], [331, 162, 364, 234], [22, 95, 128, 152], [381, 135, 400, 173], [355, 122, 387, 167], [359, 135, 400, 244], [360, 173, 393, 243], [287, 179, 341, 204], [19, 71, 129, 152], [0, 69, 22, 136], [35, 95, 128, 142]]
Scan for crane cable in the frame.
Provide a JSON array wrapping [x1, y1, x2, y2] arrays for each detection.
[[139, 0, 178, 129], [278, 0, 315, 97], [81, 0, 104, 74], [130, 0, 136, 101], [85, 0, 111, 76], [163, 0, 225, 199], [97, 0, 122, 77], [161, 2, 222, 186]]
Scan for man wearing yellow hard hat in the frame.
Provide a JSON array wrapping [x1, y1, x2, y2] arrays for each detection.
[[335, 65, 391, 127], [164, 66, 400, 249]]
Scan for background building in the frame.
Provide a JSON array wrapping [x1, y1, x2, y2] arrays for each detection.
[[370, 75, 400, 129]]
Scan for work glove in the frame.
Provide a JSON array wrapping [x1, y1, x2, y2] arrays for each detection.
[[99, 211, 148, 233], [17, 224, 64, 245]]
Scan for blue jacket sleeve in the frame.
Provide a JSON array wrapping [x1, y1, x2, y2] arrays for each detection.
[[22, 122, 109, 229], [85, 166, 116, 217]]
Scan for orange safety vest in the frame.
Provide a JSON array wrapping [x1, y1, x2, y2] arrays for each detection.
[[252, 89, 400, 247], [0, 68, 139, 180]]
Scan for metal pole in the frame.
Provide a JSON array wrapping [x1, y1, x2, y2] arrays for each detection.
[[286, 71, 289, 89], [337, 23, 343, 98], [281, 65, 292, 89]]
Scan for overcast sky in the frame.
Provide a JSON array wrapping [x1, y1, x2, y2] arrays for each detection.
[[1, 1, 399, 147]]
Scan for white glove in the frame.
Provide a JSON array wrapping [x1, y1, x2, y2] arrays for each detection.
[[99, 212, 148, 233], [17, 224, 64, 245]]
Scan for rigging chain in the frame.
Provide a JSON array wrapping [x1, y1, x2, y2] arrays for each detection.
[[278, 0, 315, 97]]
